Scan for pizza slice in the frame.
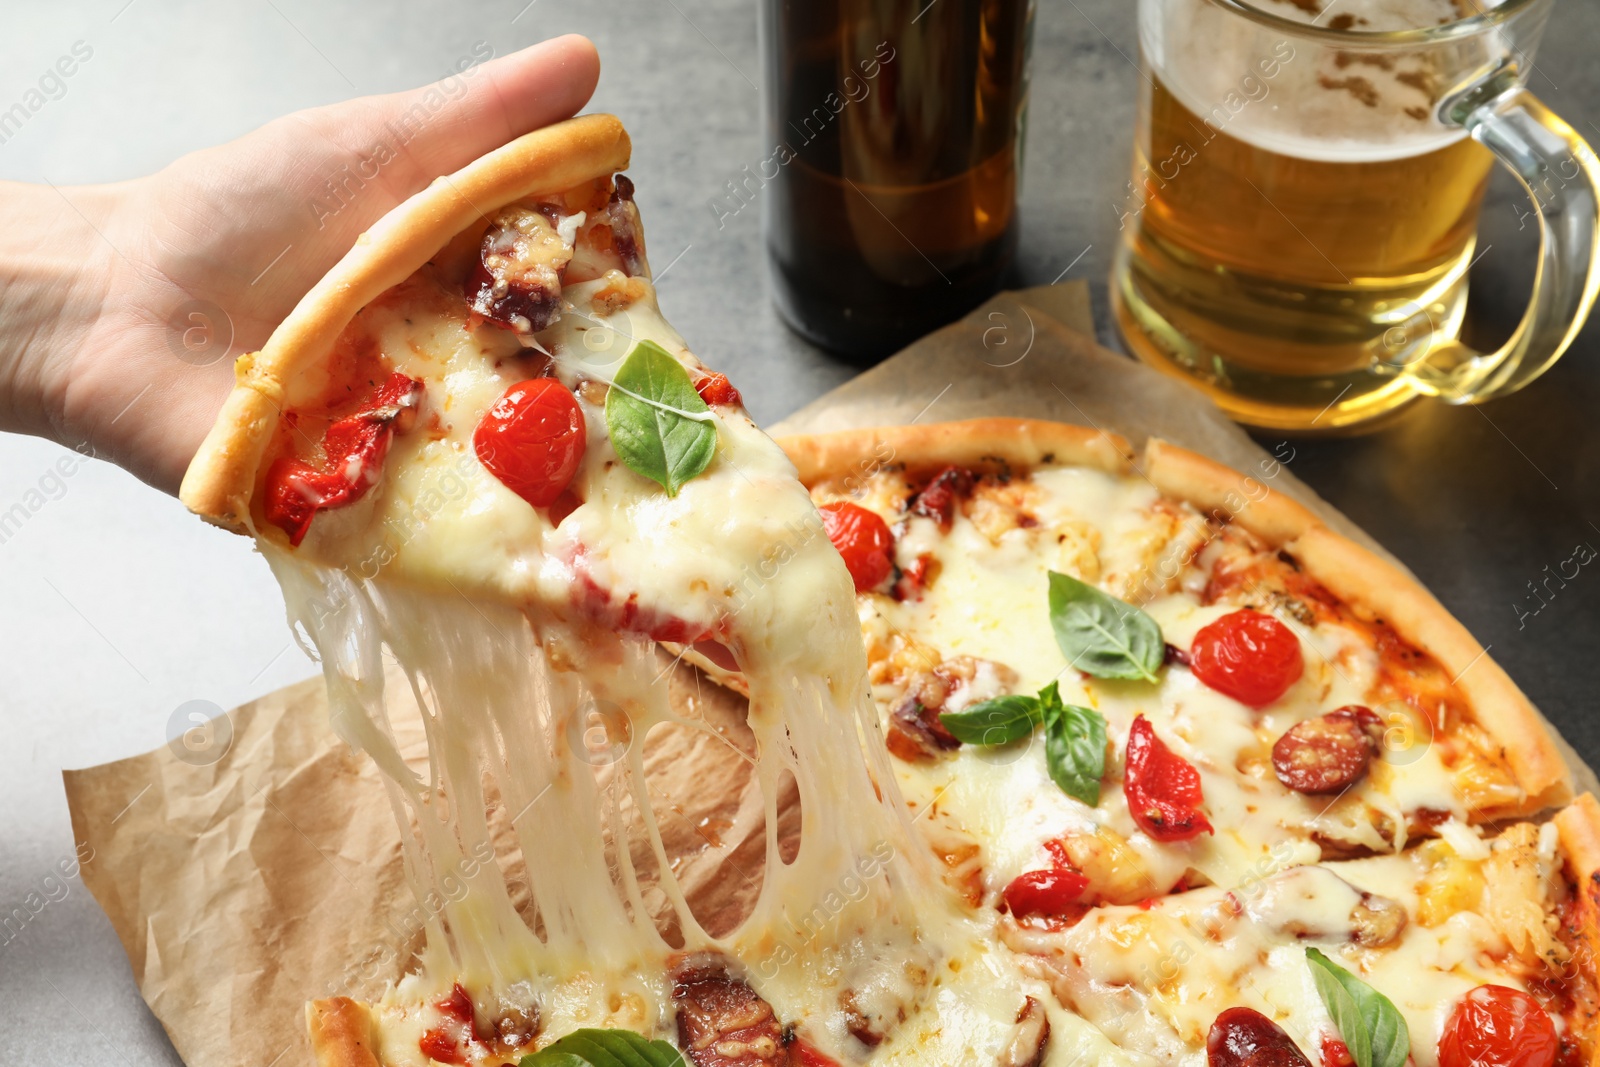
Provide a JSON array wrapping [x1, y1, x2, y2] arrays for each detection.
[[177, 118, 1065, 1067], [180, 113, 799, 659], [759, 420, 1573, 907]]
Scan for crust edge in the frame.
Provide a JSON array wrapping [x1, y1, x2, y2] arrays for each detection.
[[1555, 793, 1600, 1067], [306, 996, 382, 1067], [775, 418, 1136, 486], [1287, 525, 1570, 814], [178, 113, 634, 532]]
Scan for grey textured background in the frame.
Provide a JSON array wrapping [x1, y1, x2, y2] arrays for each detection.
[[0, 1, 1596, 1063]]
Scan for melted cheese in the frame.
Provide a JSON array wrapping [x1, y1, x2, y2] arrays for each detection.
[[865, 466, 1477, 901], [1017, 843, 1564, 1067], [248, 215, 1569, 1066], [264, 266, 1069, 1062]]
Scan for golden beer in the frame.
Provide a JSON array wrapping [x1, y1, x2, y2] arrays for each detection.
[[1114, 0, 1520, 431]]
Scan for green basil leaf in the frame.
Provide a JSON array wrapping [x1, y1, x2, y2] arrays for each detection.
[[1040, 682, 1107, 807], [1047, 571, 1163, 683], [1306, 947, 1410, 1067], [604, 340, 718, 496], [519, 1028, 687, 1067], [939, 694, 1043, 745]]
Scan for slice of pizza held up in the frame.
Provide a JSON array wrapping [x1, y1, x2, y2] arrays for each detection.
[[181, 113, 801, 660], [177, 116, 1017, 1067]]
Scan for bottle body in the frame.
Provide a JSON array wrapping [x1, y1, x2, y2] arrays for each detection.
[[760, 0, 1033, 361]]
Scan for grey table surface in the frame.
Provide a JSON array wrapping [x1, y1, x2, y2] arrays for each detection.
[[1, 1, 1596, 1063]]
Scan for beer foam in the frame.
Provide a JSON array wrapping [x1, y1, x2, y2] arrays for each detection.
[[1145, 0, 1510, 162]]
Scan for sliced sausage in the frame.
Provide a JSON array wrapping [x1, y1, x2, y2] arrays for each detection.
[[672, 954, 787, 1067], [1350, 890, 1408, 948], [999, 996, 1052, 1067], [1207, 1007, 1312, 1067], [595, 174, 646, 275], [885, 696, 962, 763], [467, 203, 574, 335], [909, 466, 975, 530], [883, 654, 1018, 763], [1272, 705, 1384, 795], [839, 990, 884, 1048]]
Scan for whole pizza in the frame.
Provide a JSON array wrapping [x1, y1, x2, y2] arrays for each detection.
[[178, 115, 1600, 1067]]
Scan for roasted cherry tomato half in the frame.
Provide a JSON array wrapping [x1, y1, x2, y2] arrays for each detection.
[[435, 983, 476, 1027], [819, 501, 895, 592], [1319, 1035, 1355, 1067], [1124, 714, 1214, 842], [418, 1027, 467, 1065], [787, 1037, 844, 1067], [263, 371, 423, 546], [1189, 609, 1305, 707], [473, 378, 586, 508], [1438, 985, 1558, 1067], [1002, 866, 1090, 920], [694, 372, 742, 407]]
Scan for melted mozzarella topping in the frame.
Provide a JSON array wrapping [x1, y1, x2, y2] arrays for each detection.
[[265, 265, 1065, 1059], [251, 227, 1564, 1065], [1015, 839, 1564, 1067], [845, 460, 1577, 1063], [865, 465, 1472, 900]]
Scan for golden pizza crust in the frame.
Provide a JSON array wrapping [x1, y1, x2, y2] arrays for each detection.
[[1142, 437, 1320, 548], [178, 113, 632, 533], [777, 418, 1135, 487], [775, 418, 1572, 818], [307, 997, 382, 1067], [1559, 792, 1600, 886], [1555, 794, 1600, 1067]]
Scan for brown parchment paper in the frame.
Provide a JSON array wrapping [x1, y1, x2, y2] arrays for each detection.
[[64, 280, 1599, 1067]]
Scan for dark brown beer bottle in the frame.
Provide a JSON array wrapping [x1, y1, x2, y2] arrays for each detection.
[[758, 0, 1033, 361]]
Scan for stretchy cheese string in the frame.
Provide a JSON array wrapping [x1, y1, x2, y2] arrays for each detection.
[[266, 539, 937, 1028]]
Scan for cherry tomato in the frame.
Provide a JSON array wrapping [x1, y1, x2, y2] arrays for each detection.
[[435, 983, 475, 1026], [1124, 714, 1214, 842], [1002, 867, 1090, 920], [695, 372, 742, 406], [1439, 985, 1558, 1067], [474, 378, 586, 508], [1319, 1035, 1355, 1067], [264, 457, 334, 547], [1207, 1007, 1312, 1067], [787, 1037, 844, 1067], [1189, 609, 1305, 707], [418, 1027, 466, 1065], [819, 501, 895, 592]]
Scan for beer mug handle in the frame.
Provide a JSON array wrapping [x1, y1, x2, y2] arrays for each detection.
[[1412, 73, 1600, 403]]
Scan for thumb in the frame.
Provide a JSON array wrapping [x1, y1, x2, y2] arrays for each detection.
[[311, 34, 603, 190]]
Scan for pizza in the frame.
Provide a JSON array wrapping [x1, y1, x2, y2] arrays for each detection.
[[770, 421, 1600, 1066], [175, 115, 1600, 1067]]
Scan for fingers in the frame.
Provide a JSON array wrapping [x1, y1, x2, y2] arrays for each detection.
[[366, 34, 602, 183]]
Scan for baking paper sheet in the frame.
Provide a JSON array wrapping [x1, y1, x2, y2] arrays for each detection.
[[64, 281, 1599, 1067]]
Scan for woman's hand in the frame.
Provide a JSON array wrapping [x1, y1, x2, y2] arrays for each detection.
[[0, 34, 600, 494]]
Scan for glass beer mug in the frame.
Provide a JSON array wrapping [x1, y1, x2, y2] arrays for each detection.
[[1112, 0, 1600, 432]]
